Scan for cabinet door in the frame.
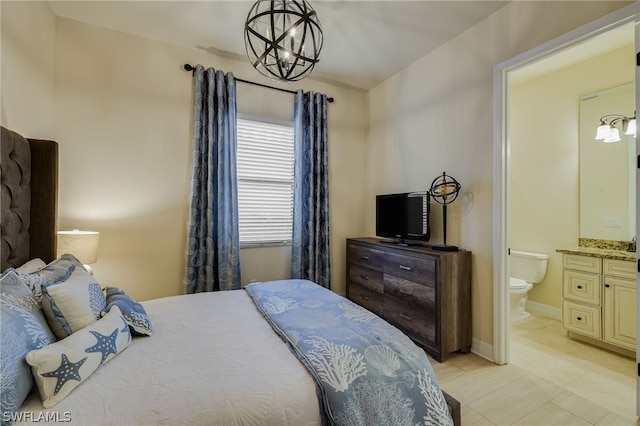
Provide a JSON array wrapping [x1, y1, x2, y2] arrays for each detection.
[[603, 276, 637, 351]]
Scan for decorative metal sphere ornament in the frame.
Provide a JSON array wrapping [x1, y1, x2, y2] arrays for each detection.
[[244, 0, 323, 82], [429, 172, 461, 207], [429, 172, 461, 251]]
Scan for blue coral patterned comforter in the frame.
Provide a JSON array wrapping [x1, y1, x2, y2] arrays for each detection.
[[245, 279, 453, 426]]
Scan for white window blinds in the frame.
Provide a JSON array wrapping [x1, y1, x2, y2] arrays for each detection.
[[237, 118, 295, 246]]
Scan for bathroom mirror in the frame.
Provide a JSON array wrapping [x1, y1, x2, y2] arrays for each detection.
[[579, 82, 636, 242]]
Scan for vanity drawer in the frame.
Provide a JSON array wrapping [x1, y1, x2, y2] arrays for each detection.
[[563, 270, 601, 305], [562, 301, 601, 339], [563, 254, 602, 274], [603, 259, 636, 280], [383, 252, 436, 286]]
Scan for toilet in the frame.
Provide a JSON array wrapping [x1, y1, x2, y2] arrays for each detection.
[[509, 250, 549, 321]]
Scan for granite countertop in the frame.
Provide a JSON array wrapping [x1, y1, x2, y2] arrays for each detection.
[[556, 246, 636, 261]]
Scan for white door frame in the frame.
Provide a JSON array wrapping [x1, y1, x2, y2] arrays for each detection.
[[492, 3, 639, 366], [635, 15, 640, 418]]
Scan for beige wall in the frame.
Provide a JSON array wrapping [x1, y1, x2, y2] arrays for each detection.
[[510, 44, 635, 310], [365, 1, 632, 349], [2, 3, 367, 301], [2, 0, 633, 355], [1, 1, 56, 137]]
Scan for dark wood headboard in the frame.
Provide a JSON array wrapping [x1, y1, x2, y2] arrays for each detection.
[[1, 126, 58, 271]]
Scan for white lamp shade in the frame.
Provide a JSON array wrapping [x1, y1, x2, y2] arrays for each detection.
[[595, 124, 611, 140], [603, 127, 621, 143], [57, 230, 100, 264], [625, 119, 636, 137]]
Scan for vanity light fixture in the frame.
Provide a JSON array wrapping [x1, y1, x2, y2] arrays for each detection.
[[595, 112, 636, 142]]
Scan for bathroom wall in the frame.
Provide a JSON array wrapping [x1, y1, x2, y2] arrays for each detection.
[[510, 43, 635, 312]]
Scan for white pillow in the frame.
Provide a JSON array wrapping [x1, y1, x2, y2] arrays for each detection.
[[26, 306, 131, 408], [40, 266, 106, 339]]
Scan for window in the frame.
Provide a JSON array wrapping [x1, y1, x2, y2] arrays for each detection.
[[237, 117, 295, 246]]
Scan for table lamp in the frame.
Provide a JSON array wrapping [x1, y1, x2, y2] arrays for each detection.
[[57, 229, 100, 274]]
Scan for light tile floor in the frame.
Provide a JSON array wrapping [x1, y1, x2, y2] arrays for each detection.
[[430, 314, 638, 425]]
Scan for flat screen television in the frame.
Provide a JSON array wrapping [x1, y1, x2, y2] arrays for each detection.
[[376, 191, 430, 244]]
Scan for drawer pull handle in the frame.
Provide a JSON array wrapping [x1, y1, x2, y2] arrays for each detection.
[[361, 256, 370, 261], [400, 288, 412, 295], [360, 275, 370, 281], [605, 284, 610, 288], [400, 313, 413, 321], [399, 265, 413, 271], [576, 317, 582, 321], [577, 285, 582, 289]]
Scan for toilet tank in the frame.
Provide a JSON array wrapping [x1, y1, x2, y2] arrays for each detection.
[[510, 250, 549, 283]]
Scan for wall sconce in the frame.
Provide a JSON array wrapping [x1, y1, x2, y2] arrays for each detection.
[[57, 229, 100, 274], [595, 113, 636, 142]]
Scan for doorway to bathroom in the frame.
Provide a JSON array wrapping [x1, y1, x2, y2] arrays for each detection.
[[493, 2, 639, 416]]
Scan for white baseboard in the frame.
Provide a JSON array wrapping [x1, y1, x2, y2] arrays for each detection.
[[470, 337, 494, 362], [526, 301, 561, 321]]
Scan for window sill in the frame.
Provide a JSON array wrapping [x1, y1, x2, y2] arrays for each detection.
[[240, 241, 292, 249]]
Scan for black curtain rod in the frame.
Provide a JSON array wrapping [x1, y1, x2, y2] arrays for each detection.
[[183, 64, 334, 103]]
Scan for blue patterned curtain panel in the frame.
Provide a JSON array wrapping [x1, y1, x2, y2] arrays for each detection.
[[291, 91, 331, 288], [184, 65, 241, 293]]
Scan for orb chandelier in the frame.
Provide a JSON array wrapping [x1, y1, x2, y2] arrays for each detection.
[[244, 0, 323, 82]]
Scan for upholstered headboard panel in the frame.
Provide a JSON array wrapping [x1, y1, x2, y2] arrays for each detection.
[[1, 126, 58, 271]]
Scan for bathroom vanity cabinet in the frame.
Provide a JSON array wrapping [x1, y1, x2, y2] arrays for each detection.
[[560, 252, 636, 354]]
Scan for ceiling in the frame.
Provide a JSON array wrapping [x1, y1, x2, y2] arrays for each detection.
[[509, 21, 634, 85], [46, 1, 634, 91], [47, 0, 509, 91]]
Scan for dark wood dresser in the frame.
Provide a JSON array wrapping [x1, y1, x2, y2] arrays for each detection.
[[346, 237, 471, 362]]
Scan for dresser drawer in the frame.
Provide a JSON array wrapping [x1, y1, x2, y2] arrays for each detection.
[[348, 282, 383, 316], [562, 301, 601, 339], [563, 254, 602, 274], [603, 259, 636, 280], [563, 270, 600, 305], [348, 264, 383, 293], [383, 275, 436, 343], [348, 244, 385, 271], [383, 252, 436, 286]]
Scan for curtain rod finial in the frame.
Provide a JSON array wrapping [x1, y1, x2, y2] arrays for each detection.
[[184, 64, 195, 74]]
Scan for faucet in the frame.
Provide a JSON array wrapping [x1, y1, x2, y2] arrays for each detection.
[[628, 236, 636, 252]]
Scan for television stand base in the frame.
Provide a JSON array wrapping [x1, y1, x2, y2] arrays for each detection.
[[380, 239, 423, 247], [433, 244, 459, 252]]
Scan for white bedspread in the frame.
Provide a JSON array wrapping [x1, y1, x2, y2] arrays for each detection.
[[18, 290, 321, 425]]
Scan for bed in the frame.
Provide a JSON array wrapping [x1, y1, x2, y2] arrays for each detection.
[[0, 126, 460, 425]]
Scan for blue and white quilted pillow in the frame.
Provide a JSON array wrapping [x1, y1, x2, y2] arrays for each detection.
[[103, 287, 153, 336], [26, 305, 131, 408], [40, 265, 106, 339], [16, 254, 85, 304], [0, 270, 57, 421]]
